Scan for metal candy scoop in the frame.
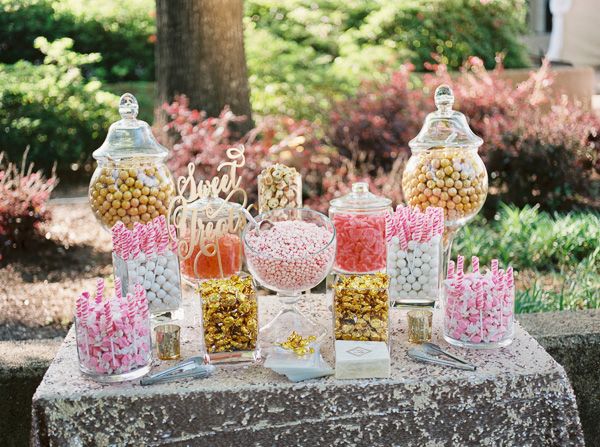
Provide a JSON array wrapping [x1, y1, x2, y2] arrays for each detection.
[[140, 356, 216, 386], [421, 342, 471, 366], [407, 348, 476, 371]]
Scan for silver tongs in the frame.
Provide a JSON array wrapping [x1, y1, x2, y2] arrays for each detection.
[[408, 343, 476, 371], [140, 356, 216, 386]]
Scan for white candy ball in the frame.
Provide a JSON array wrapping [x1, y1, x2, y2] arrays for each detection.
[[412, 267, 422, 277], [402, 283, 412, 292], [136, 266, 146, 276], [398, 275, 407, 284], [406, 275, 416, 284], [156, 275, 166, 286], [144, 272, 154, 282], [391, 236, 399, 245], [143, 281, 152, 290], [157, 289, 167, 299], [158, 256, 168, 266], [155, 266, 165, 276], [400, 268, 410, 276], [419, 274, 429, 284], [147, 291, 156, 301], [422, 253, 432, 263], [397, 251, 407, 259], [412, 282, 422, 291], [151, 283, 160, 292], [407, 240, 416, 250], [387, 267, 398, 277], [413, 258, 423, 268], [414, 248, 423, 257]]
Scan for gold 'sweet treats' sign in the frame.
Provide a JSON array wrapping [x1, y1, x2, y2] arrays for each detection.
[[167, 146, 252, 278]]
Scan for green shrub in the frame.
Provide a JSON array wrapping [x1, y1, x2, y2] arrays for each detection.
[[0, 0, 155, 82], [246, 0, 530, 117], [0, 37, 119, 173]]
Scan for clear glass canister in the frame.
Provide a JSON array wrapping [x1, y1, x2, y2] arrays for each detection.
[[89, 93, 175, 231], [258, 164, 302, 213], [113, 251, 183, 318], [199, 274, 260, 364], [333, 273, 390, 346], [329, 182, 391, 274], [402, 85, 488, 229], [179, 197, 244, 283], [75, 288, 152, 382], [387, 235, 443, 306], [442, 267, 515, 349]]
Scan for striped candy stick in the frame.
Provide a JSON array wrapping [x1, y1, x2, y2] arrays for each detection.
[[447, 260, 455, 279], [95, 278, 105, 304], [114, 276, 123, 300], [471, 256, 480, 274]]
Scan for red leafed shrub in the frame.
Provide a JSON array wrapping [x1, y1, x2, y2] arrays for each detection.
[[161, 96, 335, 206], [0, 150, 58, 250], [330, 58, 600, 210]]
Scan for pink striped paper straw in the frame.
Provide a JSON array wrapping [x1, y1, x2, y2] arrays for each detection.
[[506, 266, 514, 289], [471, 256, 479, 274], [385, 212, 395, 243], [456, 255, 464, 275], [168, 225, 178, 252]]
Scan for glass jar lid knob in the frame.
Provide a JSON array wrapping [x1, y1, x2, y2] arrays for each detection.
[[119, 93, 139, 120], [434, 84, 454, 115], [352, 182, 369, 194]]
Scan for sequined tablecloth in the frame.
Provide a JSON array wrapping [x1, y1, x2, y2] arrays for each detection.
[[31, 291, 584, 446]]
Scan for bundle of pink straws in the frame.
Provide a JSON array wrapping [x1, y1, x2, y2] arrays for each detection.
[[385, 206, 444, 248], [444, 256, 514, 345], [112, 215, 177, 261], [75, 278, 151, 376]]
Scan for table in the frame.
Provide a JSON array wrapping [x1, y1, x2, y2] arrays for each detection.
[[31, 292, 584, 446]]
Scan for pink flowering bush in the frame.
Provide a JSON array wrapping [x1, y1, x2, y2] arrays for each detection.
[[330, 58, 600, 210], [161, 96, 335, 206], [0, 150, 58, 250]]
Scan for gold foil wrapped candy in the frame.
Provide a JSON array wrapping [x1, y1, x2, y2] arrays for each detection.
[[257, 164, 302, 213], [199, 275, 258, 354], [277, 331, 317, 356], [333, 273, 390, 343]]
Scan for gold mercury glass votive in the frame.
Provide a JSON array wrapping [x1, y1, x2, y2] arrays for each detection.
[[407, 310, 433, 344], [155, 324, 181, 360]]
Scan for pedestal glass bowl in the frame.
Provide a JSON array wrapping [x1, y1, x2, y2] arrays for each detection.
[[243, 208, 336, 354]]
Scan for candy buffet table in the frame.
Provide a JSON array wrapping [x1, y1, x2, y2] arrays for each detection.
[[31, 292, 584, 447]]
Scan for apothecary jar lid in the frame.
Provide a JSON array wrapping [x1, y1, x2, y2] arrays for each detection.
[[329, 182, 392, 211], [92, 93, 169, 161], [409, 85, 483, 151]]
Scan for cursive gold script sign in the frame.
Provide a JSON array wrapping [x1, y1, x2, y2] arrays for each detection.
[[167, 146, 252, 280]]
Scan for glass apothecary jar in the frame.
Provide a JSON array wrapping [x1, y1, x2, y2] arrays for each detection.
[[333, 273, 390, 345], [329, 182, 391, 274], [402, 85, 487, 229], [199, 274, 260, 364], [179, 197, 244, 283], [89, 93, 175, 231], [258, 164, 302, 213]]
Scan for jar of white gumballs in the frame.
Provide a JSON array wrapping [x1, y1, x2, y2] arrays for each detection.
[[386, 206, 444, 306], [111, 217, 183, 320]]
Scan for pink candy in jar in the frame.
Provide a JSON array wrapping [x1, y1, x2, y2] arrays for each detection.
[[329, 182, 391, 274], [75, 278, 152, 382], [244, 219, 336, 293], [443, 256, 515, 349]]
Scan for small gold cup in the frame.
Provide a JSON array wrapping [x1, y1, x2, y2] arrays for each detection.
[[155, 324, 181, 360], [407, 310, 433, 344]]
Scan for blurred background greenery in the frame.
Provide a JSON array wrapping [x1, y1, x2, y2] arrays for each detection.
[[0, 0, 597, 314]]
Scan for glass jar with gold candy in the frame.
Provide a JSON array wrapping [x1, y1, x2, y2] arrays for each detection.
[[332, 273, 390, 346], [402, 85, 487, 229], [199, 275, 260, 364], [89, 93, 175, 231]]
